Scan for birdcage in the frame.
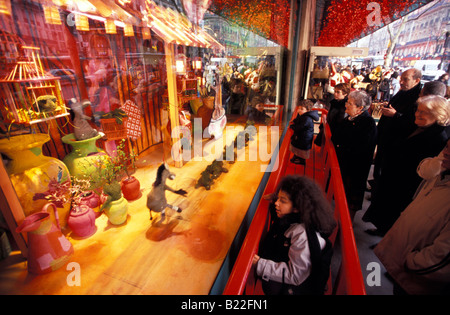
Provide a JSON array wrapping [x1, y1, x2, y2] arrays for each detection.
[[0, 35, 69, 125]]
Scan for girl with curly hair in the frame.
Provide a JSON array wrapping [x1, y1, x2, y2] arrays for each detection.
[[253, 175, 336, 295]]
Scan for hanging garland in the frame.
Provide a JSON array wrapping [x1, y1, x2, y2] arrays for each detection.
[[210, 0, 290, 47], [317, 0, 432, 46]]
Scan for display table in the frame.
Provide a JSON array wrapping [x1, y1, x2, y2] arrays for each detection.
[[0, 121, 280, 294]]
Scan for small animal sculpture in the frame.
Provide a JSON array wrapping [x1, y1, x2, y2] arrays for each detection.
[[196, 160, 228, 190], [196, 170, 213, 190], [33, 95, 57, 113], [205, 160, 228, 179], [69, 98, 99, 141], [146, 163, 187, 220]]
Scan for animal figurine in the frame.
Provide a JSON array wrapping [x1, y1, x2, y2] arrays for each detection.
[[205, 160, 228, 179], [195, 170, 213, 190], [196, 160, 228, 190], [69, 98, 99, 141], [146, 163, 187, 220], [33, 95, 57, 113]]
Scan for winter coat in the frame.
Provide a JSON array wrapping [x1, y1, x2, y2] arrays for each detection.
[[376, 83, 422, 154], [332, 110, 377, 210], [327, 97, 347, 136], [363, 123, 448, 232], [256, 211, 327, 294], [289, 110, 320, 151], [374, 172, 450, 295]]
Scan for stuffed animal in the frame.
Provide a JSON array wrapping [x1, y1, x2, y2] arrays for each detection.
[[69, 98, 99, 141], [33, 95, 57, 113], [146, 163, 187, 220], [195, 170, 213, 190], [206, 160, 228, 179]]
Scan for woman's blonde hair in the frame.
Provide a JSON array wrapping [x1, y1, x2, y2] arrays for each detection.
[[417, 95, 450, 126]]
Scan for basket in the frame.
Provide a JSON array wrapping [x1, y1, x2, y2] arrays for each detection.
[[100, 117, 128, 140]]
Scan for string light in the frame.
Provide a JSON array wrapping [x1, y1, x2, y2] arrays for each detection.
[[317, 0, 419, 46]]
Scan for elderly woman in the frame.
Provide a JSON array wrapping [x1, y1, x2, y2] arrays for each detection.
[[363, 95, 450, 235], [331, 90, 377, 219]]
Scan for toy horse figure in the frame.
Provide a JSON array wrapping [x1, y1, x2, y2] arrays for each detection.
[[146, 163, 187, 220]]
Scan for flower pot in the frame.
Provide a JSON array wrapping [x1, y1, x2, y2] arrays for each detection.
[[103, 196, 128, 225], [121, 176, 141, 201], [67, 205, 97, 238], [61, 133, 108, 184], [79, 191, 102, 218], [0, 134, 71, 229]]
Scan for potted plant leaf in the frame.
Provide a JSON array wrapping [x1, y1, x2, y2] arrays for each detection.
[[34, 176, 97, 238], [91, 151, 129, 225], [115, 139, 141, 201], [67, 177, 97, 238]]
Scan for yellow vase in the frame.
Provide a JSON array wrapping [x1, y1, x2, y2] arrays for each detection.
[[103, 196, 128, 225], [0, 134, 71, 229]]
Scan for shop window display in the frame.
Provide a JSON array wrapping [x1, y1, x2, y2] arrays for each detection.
[[0, 0, 290, 295]]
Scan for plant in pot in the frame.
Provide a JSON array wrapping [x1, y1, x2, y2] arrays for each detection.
[[92, 152, 128, 225], [115, 139, 141, 201], [34, 177, 97, 238], [67, 177, 97, 238]]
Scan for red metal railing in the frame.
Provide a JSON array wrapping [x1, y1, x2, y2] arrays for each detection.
[[223, 110, 366, 295]]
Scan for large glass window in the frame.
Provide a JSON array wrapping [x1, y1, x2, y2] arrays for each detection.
[[0, 0, 289, 163]]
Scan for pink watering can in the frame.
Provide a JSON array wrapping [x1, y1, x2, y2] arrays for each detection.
[[16, 203, 74, 274]]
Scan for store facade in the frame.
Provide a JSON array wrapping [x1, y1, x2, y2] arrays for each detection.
[[0, 0, 314, 294]]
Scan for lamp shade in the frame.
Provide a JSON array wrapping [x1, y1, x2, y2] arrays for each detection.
[[105, 19, 117, 34], [75, 14, 89, 31], [124, 23, 134, 37]]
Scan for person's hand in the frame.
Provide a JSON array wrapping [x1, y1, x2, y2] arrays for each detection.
[[381, 104, 396, 117], [252, 255, 260, 266]]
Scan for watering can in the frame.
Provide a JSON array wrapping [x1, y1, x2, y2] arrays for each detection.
[[16, 203, 74, 274]]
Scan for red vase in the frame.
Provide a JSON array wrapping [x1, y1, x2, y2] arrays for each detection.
[[79, 191, 102, 218], [121, 176, 141, 201], [67, 205, 97, 238], [16, 203, 73, 274]]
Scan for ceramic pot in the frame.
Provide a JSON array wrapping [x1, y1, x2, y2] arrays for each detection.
[[67, 205, 97, 238], [0, 134, 71, 228], [79, 191, 102, 218], [121, 176, 141, 201], [16, 203, 73, 274], [61, 133, 108, 184], [103, 196, 128, 225]]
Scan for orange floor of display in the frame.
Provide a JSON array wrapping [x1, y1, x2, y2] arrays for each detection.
[[0, 119, 282, 294]]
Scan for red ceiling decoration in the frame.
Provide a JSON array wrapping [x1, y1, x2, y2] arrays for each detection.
[[209, 0, 291, 47], [317, 0, 433, 47]]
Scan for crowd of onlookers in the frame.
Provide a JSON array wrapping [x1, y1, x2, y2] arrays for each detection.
[[331, 66, 449, 295], [288, 64, 450, 295], [246, 62, 449, 295]]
